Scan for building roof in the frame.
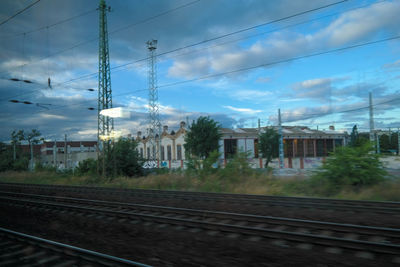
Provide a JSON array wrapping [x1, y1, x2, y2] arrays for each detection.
[[220, 126, 347, 138]]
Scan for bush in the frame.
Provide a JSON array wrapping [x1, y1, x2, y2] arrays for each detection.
[[34, 162, 57, 173], [12, 157, 29, 171], [313, 142, 386, 188], [218, 152, 254, 181], [76, 158, 97, 176], [201, 150, 220, 176]]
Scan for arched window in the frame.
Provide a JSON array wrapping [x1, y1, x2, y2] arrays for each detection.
[[167, 145, 172, 160], [161, 146, 165, 161], [177, 144, 182, 160]]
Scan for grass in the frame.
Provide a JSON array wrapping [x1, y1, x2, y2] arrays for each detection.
[[0, 169, 399, 201]]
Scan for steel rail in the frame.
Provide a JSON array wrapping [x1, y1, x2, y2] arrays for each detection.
[[0, 227, 151, 266], [1, 195, 400, 261], [1, 190, 399, 243], [0, 182, 400, 210], [1, 182, 399, 213]]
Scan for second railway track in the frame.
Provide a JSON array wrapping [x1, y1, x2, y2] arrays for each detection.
[[1, 182, 400, 215], [1, 190, 399, 263]]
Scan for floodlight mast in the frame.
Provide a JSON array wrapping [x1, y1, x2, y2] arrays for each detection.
[[147, 39, 161, 165], [98, 0, 113, 177]]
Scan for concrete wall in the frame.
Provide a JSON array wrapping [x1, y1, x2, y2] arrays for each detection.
[[40, 152, 97, 169]]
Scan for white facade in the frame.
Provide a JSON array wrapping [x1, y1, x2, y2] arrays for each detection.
[[136, 122, 187, 164]]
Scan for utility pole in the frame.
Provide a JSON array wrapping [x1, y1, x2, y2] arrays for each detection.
[[369, 92, 375, 145], [64, 134, 67, 169], [376, 132, 380, 154], [147, 39, 161, 165], [398, 128, 400, 155], [53, 139, 56, 168], [278, 109, 284, 169], [98, 0, 113, 177]]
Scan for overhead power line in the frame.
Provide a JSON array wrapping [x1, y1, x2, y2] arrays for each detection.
[[1, 8, 97, 38], [1, 33, 399, 105], [0, 0, 202, 75], [157, 35, 400, 88], [46, 0, 384, 91], [0, 0, 346, 77], [283, 96, 400, 124], [0, 0, 41, 27], [41, 0, 352, 88]]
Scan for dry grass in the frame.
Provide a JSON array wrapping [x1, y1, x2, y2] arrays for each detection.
[[0, 170, 399, 201]]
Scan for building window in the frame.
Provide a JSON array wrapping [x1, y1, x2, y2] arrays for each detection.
[[140, 148, 143, 158], [167, 145, 172, 160], [254, 139, 259, 158], [161, 146, 165, 161], [326, 139, 334, 153], [224, 139, 237, 159], [147, 147, 150, 159], [316, 139, 324, 157], [177, 144, 182, 160], [306, 140, 314, 157], [296, 139, 304, 157], [284, 139, 294, 158]]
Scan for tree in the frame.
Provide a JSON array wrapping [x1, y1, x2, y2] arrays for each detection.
[[379, 134, 391, 153], [349, 125, 368, 147], [0, 142, 13, 171], [313, 142, 386, 187], [184, 116, 222, 159], [76, 158, 97, 176], [25, 129, 42, 170], [349, 125, 359, 147], [11, 130, 24, 161], [258, 127, 279, 167], [110, 138, 144, 177]]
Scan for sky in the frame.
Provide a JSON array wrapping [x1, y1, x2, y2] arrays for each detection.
[[0, 0, 399, 141]]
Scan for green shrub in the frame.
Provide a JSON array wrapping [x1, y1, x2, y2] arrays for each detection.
[[76, 158, 97, 176], [34, 162, 57, 173], [201, 150, 220, 176], [313, 142, 386, 188], [219, 152, 254, 181]]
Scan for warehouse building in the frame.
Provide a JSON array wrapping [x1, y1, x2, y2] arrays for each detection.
[[136, 123, 348, 169]]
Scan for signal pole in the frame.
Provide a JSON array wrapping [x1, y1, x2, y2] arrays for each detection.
[[98, 0, 113, 176]]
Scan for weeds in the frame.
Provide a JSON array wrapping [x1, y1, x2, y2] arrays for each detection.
[[0, 154, 399, 201]]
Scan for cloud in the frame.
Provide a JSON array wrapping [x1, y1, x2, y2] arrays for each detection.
[[231, 89, 272, 101], [292, 78, 334, 100], [167, 1, 400, 80], [268, 92, 400, 126], [383, 59, 400, 69], [256, 76, 271, 83], [223, 105, 262, 115]]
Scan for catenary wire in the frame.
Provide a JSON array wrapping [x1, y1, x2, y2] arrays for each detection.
[[0, 0, 202, 75], [47, 0, 383, 88], [2, 34, 400, 113], [0, 0, 358, 101], [0, 0, 41, 27], [0, 0, 347, 76], [0, 8, 97, 38]]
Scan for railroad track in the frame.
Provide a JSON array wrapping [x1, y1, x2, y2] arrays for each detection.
[[1, 191, 399, 263], [0, 227, 149, 266], [1, 182, 400, 214]]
